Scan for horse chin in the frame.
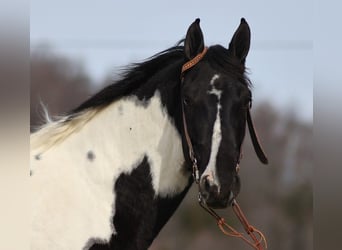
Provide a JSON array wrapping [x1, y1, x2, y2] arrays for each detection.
[[204, 191, 235, 209], [206, 199, 229, 209]]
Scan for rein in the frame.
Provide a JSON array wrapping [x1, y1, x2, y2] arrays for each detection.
[[180, 47, 267, 250]]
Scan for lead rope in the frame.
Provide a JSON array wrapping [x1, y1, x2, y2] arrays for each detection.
[[198, 193, 267, 250], [181, 46, 267, 250]]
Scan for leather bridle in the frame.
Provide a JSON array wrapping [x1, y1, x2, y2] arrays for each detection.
[[180, 46, 268, 250], [180, 46, 208, 183]]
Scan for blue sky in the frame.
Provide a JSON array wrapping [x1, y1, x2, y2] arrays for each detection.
[[30, 0, 313, 123]]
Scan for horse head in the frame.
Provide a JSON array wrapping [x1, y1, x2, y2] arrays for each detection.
[[181, 18, 268, 209]]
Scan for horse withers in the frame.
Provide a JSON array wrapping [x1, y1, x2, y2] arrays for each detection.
[[30, 18, 267, 250]]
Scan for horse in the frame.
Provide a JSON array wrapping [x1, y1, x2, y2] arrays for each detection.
[[30, 18, 268, 250]]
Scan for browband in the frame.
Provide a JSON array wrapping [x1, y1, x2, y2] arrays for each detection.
[[181, 47, 208, 79]]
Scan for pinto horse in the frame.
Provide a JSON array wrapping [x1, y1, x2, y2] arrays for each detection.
[[30, 18, 267, 250]]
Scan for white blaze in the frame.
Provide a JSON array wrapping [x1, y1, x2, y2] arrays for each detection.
[[202, 74, 222, 190]]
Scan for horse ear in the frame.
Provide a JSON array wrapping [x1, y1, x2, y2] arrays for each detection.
[[228, 18, 251, 64], [184, 18, 205, 60]]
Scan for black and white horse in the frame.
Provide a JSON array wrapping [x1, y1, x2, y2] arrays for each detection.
[[30, 18, 267, 250]]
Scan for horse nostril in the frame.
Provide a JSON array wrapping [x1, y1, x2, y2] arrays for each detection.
[[201, 175, 219, 196], [200, 175, 210, 190], [204, 177, 211, 191]]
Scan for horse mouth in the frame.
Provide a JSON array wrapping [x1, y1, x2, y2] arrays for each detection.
[[203, 191, 235, 209], [205, 199, 228, 209]]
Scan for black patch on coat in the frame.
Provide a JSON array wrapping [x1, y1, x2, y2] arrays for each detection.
[[85, 156, 192, 250], [87, 151, 95, 162]]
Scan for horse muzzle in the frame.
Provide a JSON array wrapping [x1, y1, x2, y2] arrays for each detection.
[[199, 174, 240, 209]]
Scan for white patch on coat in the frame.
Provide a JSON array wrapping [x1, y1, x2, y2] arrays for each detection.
[[201, 74, 222, 190], [30, 92, 188, 250]]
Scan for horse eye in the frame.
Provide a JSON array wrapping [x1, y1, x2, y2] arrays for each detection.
[[183, 97, 192, 106], [244, 98, 252, 108], [240, 99, 251, 111]]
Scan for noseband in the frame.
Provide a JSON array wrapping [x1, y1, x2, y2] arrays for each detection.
[[180, 46, 268, 250]]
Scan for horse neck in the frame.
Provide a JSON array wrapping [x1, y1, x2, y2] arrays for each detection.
[[131, 62, 184, 135], [30, 59, 193, 250]]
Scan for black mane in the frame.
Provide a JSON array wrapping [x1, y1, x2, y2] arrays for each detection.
[[70, 43, 251, 116], [71, 44, 185, 114]]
